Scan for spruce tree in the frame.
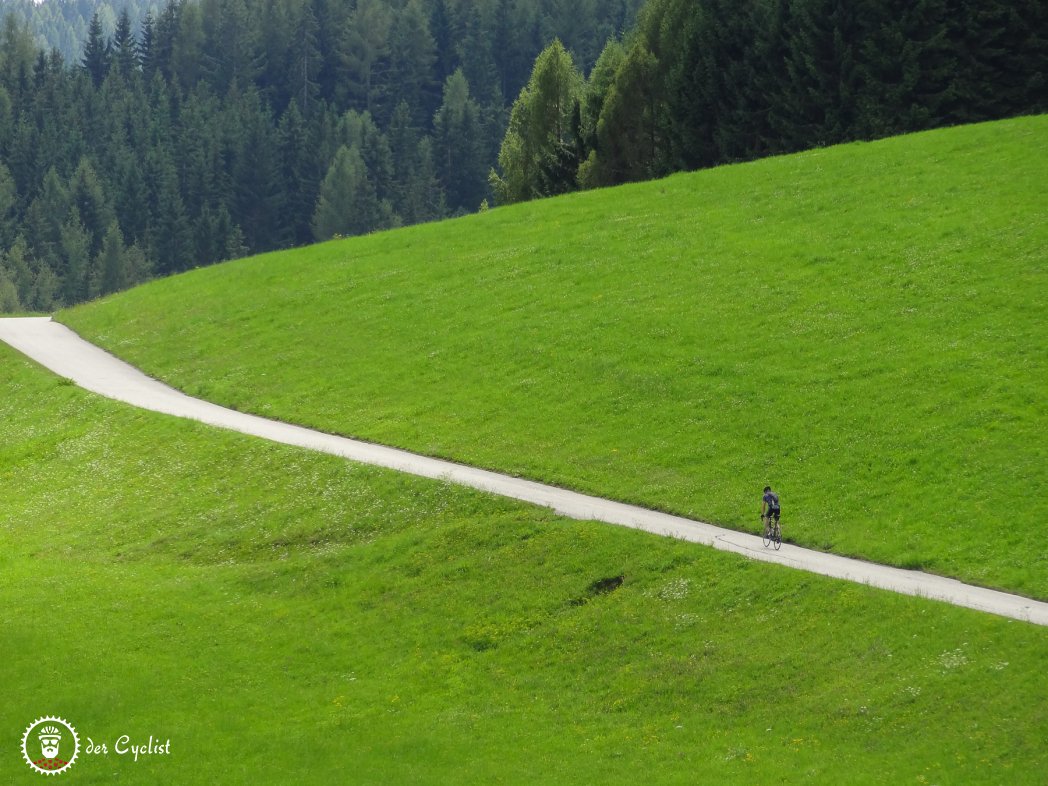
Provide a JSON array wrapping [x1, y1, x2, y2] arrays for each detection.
[[433, 70, 487, 212], [0, 160, 15, 247], [585, 42, 660, 186], [112, 9, 139, 77], [81, 12, 110, 87], [97, 221, 128, 296], [69, 157, 115, 257], [312, 144, 396, 240], [776, 0, 862, 150], [289, 0, 322, 115], [59, 213, 91, 303], [387, 0, 439, 128], [278, 102, 323, 247], [402, 137, 446, 224], [340, 0, 393, 115], [0, 262, 20, 312]]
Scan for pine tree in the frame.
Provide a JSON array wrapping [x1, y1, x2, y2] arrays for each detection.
[[387, 100, 420, 218], [138, 10, 160, 80], [854, 0, 953, 138], [430, 0, 457, 85], [278, 102, 323, 247], [112, 8, 139, 76], [96, 221, 129, 296], [580, 38, 626, 156], [583, 41, 660, 186], [231, 89, 287, 250], [59, 213, 91, 303], [69, 157, 116, 257], [340, 0, 393, 115], [201, 0, 263, 94], [172, 1, 207, 92], [0, 160, 15, 247], [942, 0, 1048, 123], [775, 0, 862, 150], [1, 13, 39, 94], [289, 0, 322, 115], [457, 2, 498, 105], [387, 0, 439, 128], [145, 146, 192, 275], [401, 137, 446, 224], [5, 235, 33, 305], [30, 261, 61, 312], [81, 12, 111, 87], [0, 260, 20, 312], [311, 145, 396, 240], [24, 167, 69, 275], [338, 110, 395, 204], [433, 70, 487, 211]]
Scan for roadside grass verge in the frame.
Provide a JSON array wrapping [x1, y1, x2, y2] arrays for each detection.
[[2, 344, 1046, 784], [61, 116, 1047, 597]]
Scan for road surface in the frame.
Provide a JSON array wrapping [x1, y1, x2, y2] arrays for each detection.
[[2, 316, 1045, 626]]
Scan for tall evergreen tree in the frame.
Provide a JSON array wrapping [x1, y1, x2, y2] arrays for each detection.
[[145, 146, 192, 275], [0, 160, 15, 247], [433, 69, 487, 211], [24, 167, 69, 274], [289, 0, 322, 115], [112, 9, 139, 76], [138, 11, 158, 79], [581, 41, 661, 187], [96, 221, 129, 296], [775, 0, 862, 149], [68, 157, 115, 257], [338, 110, 395, 204], [311, 144, 396, 240], [231, 90, 286, 250], [401, 137, 446, 224], [387, 0, 439, 127], [81, 11, 110, 87], [339, 0, 393, 115], [0, 13, 38, 93], [59, 214, 91, 303], [208, 0, 263, 93], [278, 101, 323, 246]]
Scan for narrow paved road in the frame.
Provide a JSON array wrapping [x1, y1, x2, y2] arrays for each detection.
[[2, 316, 1045, 626]]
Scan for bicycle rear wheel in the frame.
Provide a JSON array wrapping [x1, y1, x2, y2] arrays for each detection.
[[772, 523, 782, 550]]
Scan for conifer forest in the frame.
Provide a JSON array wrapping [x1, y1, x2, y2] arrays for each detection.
[[0, 0, 1043, 311]]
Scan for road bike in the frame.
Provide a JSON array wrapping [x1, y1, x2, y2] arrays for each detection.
[[761, 513, 782, 550]]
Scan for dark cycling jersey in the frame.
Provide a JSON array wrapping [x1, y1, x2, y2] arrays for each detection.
[[763, 491, 780, 510]]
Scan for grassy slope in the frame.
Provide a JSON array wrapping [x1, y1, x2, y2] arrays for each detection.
[[2, 343, 1047, 784], [62, 117, 1048, 597]]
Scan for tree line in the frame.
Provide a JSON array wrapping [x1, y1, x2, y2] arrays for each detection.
[[1, 0, 1043, 313], [0, 1, 158, 64], [492, 0, 1048, 203], [0, 0, 643, 312]]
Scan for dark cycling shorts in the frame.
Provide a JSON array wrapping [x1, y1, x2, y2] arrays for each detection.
[[765, 508, 780, 521]]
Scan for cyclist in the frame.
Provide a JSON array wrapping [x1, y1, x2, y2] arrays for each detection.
[[760, 485, 781, 536]]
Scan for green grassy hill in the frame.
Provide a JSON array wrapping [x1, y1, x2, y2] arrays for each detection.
[[3, 342, 1047, 784], [63, 116, 1048, 597]]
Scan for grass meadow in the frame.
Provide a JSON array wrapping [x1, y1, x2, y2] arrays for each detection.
[[2, 341, 1047, 784], [62, 116, 1048, 598]]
